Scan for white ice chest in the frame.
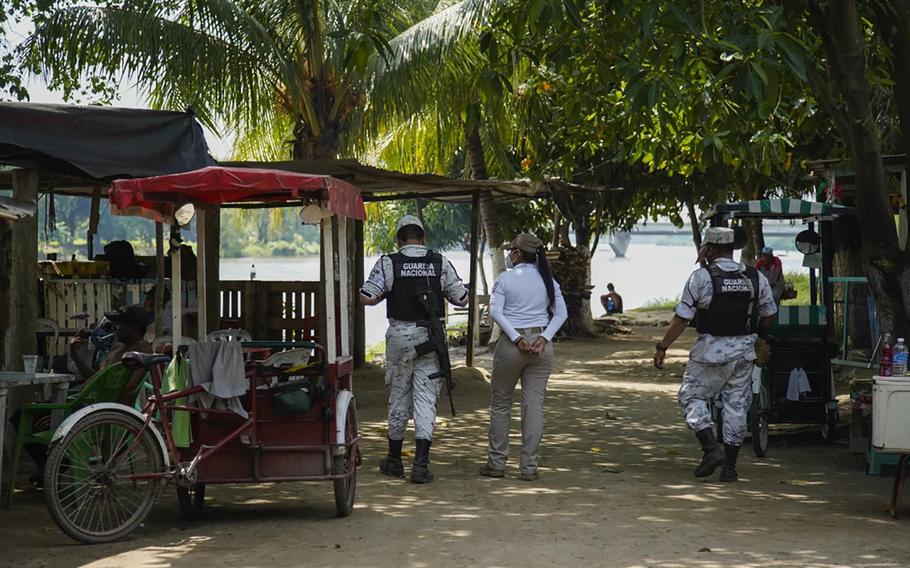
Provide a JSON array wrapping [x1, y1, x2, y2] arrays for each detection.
[[873, 376, 910, 453]]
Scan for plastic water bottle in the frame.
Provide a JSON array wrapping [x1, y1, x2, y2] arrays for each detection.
[[881, 334, 894, 376], [893, 338, 907, 376], [250, 264, 256, 281]]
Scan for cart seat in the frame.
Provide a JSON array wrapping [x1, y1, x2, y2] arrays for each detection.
[[122, 351, 171, 371]]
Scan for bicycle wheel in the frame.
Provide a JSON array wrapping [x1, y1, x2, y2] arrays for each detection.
[[333, 401, 358, 517], [749, 394, 769, 457], [44, 410, 165, 544]]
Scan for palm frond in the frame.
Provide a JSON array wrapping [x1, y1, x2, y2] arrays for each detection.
[[20, 4, 287, 135]]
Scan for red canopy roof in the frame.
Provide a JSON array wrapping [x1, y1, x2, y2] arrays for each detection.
[[109, 165, 366, 221]]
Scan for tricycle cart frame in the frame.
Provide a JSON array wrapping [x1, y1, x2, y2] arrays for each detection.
[[703, 198, 854, 455], [41, 166, 366, 544]]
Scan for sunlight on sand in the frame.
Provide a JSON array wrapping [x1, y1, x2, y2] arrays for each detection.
[[82, 536, 211, 568]]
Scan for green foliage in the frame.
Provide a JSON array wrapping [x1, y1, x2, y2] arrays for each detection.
[[19, 0, 441, 159], [364, 199, 471, 254], [480, 1, 835, 232]]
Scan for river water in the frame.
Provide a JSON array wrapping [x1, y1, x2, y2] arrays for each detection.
[[221, 243, 807, 347]]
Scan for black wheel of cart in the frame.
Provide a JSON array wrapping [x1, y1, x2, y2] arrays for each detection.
[[333, 401, 358, 517], [821, 411, 839, 443], [749, 387, 769, 458], [177, 483, 206, 522]]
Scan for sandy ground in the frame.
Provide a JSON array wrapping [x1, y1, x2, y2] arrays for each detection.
[[2, 327, 909, 568]]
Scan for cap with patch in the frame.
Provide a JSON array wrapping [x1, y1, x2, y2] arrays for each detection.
[[396, 214, 425, 235], [105, 305, 152, 329], [703, 227, 735, 245], [506, 232, 544, 253]]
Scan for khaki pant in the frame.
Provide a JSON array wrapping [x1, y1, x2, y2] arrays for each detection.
[[486, 333, 555, 474]]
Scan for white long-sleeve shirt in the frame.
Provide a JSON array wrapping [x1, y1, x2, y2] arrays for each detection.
[[489, 263, 567, 342]]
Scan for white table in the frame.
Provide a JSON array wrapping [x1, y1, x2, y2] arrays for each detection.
[[0, 372, 73, 508]]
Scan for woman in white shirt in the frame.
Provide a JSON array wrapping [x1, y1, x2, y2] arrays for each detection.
[[480, 233, 567, 481]]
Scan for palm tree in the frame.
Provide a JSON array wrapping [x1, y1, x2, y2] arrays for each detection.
[[20, 0, 438, 160]]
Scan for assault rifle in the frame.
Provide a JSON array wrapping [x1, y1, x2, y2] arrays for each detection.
[[414, 286, 456, 417]]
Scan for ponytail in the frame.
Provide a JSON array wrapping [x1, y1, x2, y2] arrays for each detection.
[[518, 245, 556, 317], [535, 246, 556, 317]]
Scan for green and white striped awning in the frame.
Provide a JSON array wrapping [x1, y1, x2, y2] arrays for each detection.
[[772, 305, 828, 328], [701, 199, 854, 222]]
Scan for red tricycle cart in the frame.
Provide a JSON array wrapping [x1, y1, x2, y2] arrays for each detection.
[[40, 166, 365, 544]]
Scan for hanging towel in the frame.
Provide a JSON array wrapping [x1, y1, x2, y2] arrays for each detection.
[[786, 367, 801, 401], [188, 341, 249, 418], [797, 367, 812, 396], [162, 355, 192, 448], [786, 367, 812, 401]]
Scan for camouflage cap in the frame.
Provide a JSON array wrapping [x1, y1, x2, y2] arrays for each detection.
[[703, 227, 735, 245], [396, 214, 424, 234]]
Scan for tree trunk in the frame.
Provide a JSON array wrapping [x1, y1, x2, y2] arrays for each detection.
[[0, 220, 8, 371], [550, 186, 596, 337], [685, 198, 702, 251], [826, 1, 910, 336], [465, 127, 506, 277], [478, 234, 489, 295], [291, 116, 339, 160]]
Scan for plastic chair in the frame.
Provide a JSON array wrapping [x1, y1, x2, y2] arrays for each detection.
[[257, 348, 315, 387], [7, 363, 147, 504], [206, 328, 252, 342], [152, 335, 198, 350]]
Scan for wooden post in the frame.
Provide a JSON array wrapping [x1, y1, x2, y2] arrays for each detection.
[[204, 207, 221, 334], [0, 220, 9, 371], [154, 223, 165, 337], [171, 227, 183, 348], [5, 170, 39, 371], [87, 187, 101, 260], [321, 217, 337, 360], [466, 190, 481, 367], [338, 216, 350, 358], [195, 209, 208, 341], [353, 219, 366, 367]]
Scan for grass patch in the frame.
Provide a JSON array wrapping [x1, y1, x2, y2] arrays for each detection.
[[366, 340, 386, 363], [783, 272, 812, 306], [634, 297, 680, 312]]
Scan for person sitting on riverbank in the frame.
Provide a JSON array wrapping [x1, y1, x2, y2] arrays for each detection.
[[600, 283, 623, 315]]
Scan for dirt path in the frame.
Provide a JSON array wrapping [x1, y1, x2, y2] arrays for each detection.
[[2, 328, 909, 567]]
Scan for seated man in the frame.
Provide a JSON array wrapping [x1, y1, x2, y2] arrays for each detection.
[[70, 305, 153, 402], [13, 305, 152, 484], [600, 283, 624, 315]]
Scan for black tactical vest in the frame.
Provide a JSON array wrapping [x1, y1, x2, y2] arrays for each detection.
[[387, 251, 445, 321], [694, 263, 760, 336]]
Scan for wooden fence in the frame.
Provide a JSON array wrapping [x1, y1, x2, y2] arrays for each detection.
[[39, 279, 321, 356], [219, 281, 320, 342]]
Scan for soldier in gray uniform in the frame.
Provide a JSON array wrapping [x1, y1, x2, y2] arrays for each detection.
[[360, 215, 468, 483], [654, 227, 777, 482]]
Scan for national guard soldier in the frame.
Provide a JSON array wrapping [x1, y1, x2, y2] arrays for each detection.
[[359, 215, 468, 483], [653, 227, 777, 482]]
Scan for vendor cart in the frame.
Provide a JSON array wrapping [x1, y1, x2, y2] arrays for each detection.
[[703, 199, 853, 456], [40, 166, 365, 544]]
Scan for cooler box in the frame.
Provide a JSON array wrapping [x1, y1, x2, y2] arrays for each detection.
[[872, 376, 910, 453]]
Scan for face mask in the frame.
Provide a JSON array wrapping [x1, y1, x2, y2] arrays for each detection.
[[505, 254, 514, 269]]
